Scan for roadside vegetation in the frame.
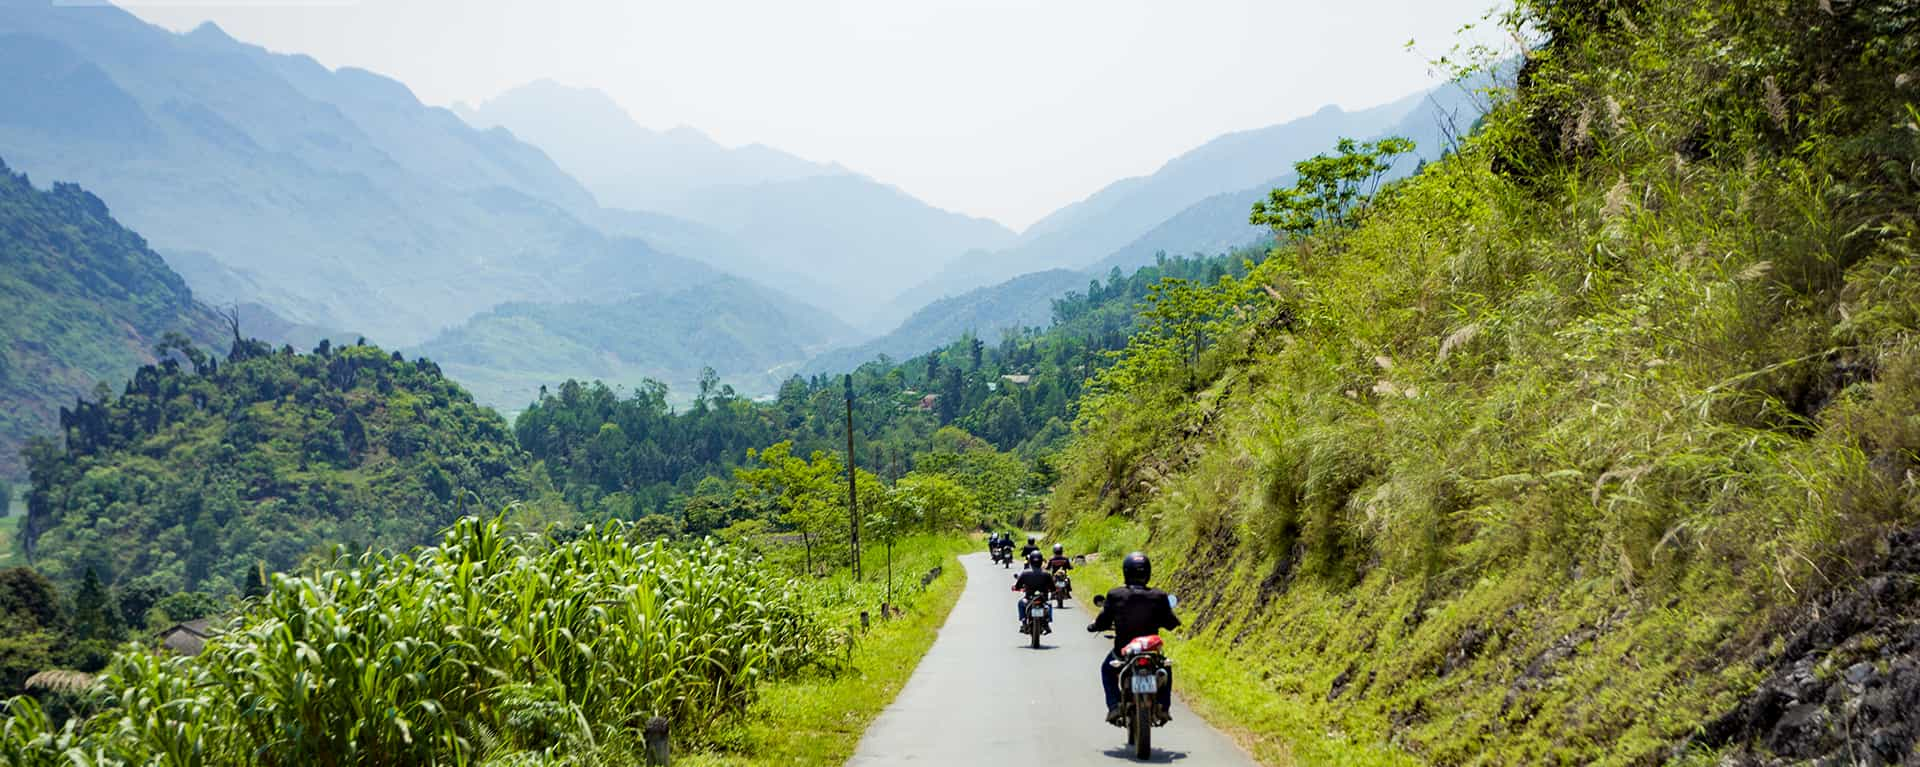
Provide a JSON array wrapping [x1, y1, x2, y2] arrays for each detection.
[[1051, 0, 1920, 763], [1, 517, 972, 765], [684, 535, 971, 766]]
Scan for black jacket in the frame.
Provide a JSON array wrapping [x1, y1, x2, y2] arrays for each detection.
[[1012, 568, 1055, 596], [1088, 584, 1181, 654], [1046, 556, 1072, 572], [1020, 544, 1042, 561]]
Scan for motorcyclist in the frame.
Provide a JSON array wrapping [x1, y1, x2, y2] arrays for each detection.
[[1087, 551, 1180, 725], [1020, 536, 1042, 562], [1046, 542, 1072, 574], [1011, 552, 1056, 632], [987, 532, 1002, 550]]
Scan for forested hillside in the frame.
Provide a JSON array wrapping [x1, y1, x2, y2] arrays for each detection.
[[509, 251, 1254, 536], [0, 158, 226, 482], [1053, 0, 1920, 763], [22, 338, 535, 597]]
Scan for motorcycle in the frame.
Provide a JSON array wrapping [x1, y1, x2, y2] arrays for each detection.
[[992, 546, 1013, 568], [1020, 591, 1051, 648], [1051, 572, 1072, 607], [1094, 596, 1172, 760]]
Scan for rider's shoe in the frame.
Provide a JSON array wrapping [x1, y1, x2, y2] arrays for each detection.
[[1153, 705, 1171, 725], [1106, 706, 1126, 726], [1043, 625, 1052, 634]]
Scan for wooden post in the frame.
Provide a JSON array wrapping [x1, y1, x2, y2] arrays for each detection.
[[644, 716, 670, 765], [844, 374, 862, 581]]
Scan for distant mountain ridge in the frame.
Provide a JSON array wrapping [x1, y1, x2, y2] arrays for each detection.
[[414, 276, 856, 410], [0, 5, 724, 345], [453, 79, 842, 211], [455, 80, 1018, 332], [802, 269, 1090, 377], [888, 86, 1479, 316]]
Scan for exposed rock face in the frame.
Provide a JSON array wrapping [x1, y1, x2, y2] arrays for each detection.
[[1687, 529, 1920, 766]]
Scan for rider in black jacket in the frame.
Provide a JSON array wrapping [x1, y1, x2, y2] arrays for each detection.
[[1019, 536, 1042, 562], [1046, 542, 1072, 573], [1087, 551, 1180, 724], [1011, 552, 1056, 631]]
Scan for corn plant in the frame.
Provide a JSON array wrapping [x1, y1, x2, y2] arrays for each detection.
[[0, 514, 837, 765]]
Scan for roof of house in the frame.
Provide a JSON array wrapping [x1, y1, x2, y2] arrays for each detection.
[[157, 618, 219, 656]]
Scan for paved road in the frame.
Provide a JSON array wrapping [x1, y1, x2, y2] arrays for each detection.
[[847, 552, 1260, 765]]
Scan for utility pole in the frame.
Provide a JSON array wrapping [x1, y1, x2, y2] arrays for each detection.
[[844, 374, 862, 581]]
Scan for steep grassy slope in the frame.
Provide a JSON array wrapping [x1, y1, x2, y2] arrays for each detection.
[[1052, 1, 1920, 763], [0, 158, 227, 482]]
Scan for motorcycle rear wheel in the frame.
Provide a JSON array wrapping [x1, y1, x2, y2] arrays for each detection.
[[1029, 621, 1041, 648], [1132, 696, 1152, 759]]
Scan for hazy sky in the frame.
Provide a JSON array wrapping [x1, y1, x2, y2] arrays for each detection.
[[123, 0, 1499, 231]]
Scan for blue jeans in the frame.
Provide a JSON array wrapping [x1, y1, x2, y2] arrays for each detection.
[[1102, 651, 1173, 710], [1017, 597, 1053, 624]]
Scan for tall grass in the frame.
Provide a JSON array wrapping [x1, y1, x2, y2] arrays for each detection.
[[0, 515, 838, 766]]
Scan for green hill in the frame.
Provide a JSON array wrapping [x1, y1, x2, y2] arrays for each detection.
[[413, 277, 856, 409], [0, 157, 227, 482], [20, 339, 535, 596], [1052, 1, 1920, 764]]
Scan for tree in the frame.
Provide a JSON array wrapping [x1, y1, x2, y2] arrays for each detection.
[[735, 442, 843, 574], [117, 580, 166, 629], [242, 561, 268, 600], [1250, 136, 1415, 240], [891, 473, 978, 533], [153, 591, 220, 623], [70, 567, 114, 640]]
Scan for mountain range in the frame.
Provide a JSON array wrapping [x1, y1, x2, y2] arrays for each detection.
[[0, 4, 721, 346], [457, 80, 1017, 330], [0, 1, 1489, 414]]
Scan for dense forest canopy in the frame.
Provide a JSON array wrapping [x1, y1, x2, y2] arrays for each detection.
[[22, 337, 535, 597]]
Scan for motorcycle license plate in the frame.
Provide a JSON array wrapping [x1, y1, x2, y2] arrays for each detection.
[[1029, 606, 1047, 617], [1130, 674, 1159, 694]]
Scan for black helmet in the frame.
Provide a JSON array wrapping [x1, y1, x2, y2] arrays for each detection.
[[1027, 536, 1036, 545], [1027, 551, 1045, 567], [1122, 551, 1151, 585], [1052, 543, 1064, 555]]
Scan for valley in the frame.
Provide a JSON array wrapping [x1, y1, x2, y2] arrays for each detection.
[[4, 0, 1920, 764]]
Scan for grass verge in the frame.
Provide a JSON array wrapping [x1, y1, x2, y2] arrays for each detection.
[[681, 539, 971, 766], [1062, 543, 1410, 767]]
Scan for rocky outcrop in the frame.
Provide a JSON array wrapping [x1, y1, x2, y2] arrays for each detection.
[[1685, 529, 1920, 766]]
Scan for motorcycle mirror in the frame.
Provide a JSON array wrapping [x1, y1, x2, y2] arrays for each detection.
[[1167, 594, 1178, 610]]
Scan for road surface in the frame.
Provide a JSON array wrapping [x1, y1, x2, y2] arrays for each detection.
[[847, 552, 1260, 765]]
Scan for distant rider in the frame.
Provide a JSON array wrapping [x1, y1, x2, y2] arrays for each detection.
[[1020, 536, 1042, 562], [1046, 542, 1072, 574], [1087, 551, 1181, 725], [1011, 552, 1056, 632]]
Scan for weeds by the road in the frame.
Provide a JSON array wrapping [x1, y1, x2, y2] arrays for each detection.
[[681, 536, 972, 766]]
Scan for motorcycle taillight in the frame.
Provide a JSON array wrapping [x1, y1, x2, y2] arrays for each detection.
[[1135, 656, 1151, 667]]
